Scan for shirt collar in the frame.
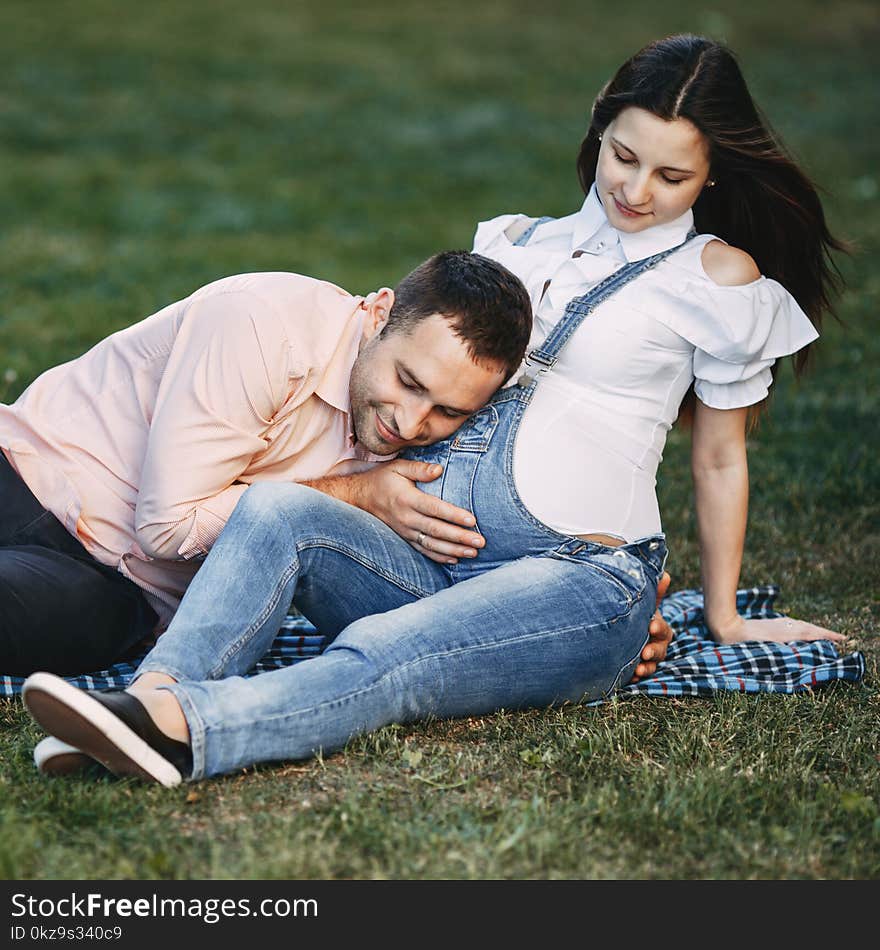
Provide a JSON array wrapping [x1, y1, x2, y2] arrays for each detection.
[[570, 183, 694, 262], [313, 303, 392, 464], [314, 301, 366, 415]]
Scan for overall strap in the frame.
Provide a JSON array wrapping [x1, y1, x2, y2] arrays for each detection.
[[520, 229, 696, 383], [512, 216, 555, 246]]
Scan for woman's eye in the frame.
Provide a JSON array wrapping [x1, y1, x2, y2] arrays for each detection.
[[399, 375, 419, 391], [613, 151, 636, 165], [662, 175, 685, 186]]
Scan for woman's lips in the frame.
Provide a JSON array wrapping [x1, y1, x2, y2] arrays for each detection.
[[613, 195, 650, 217]]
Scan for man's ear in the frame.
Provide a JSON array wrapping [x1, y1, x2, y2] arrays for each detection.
[[361, 288, 395, 341]]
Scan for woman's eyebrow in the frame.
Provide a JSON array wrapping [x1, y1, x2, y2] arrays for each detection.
[[610, 136, 696, 175]]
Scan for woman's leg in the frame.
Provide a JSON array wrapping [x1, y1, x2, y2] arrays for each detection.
[[135, 481, 451, 683], [164, 544, 659, 779]]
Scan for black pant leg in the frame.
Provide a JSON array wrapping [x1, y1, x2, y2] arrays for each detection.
[[0, 544, 157, 675], [0, 452, 157, 675], [0, 451, 59, 544]]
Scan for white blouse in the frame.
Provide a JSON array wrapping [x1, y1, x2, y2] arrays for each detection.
[[472, 185, 819, 542]]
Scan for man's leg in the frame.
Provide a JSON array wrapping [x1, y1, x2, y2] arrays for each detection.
[[0, 545, 157, 674], [153, 546, 658, 779], [24, 479, 452, 777], [133, 480, 452, 685], [0, 454, 155, 674]]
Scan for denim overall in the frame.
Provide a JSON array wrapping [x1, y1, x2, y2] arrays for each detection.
[[400, 225, 692, 587]]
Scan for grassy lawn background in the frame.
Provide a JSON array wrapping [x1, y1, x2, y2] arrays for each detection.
[[0, 0, 877, 879]]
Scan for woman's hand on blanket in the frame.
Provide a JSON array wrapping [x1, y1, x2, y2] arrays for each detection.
[[348, 460, 486, 563], [630, 571, 673, 682], [711, 615, 847, 645]]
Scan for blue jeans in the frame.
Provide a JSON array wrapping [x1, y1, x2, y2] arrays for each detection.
[[137, 481, 665, 780]]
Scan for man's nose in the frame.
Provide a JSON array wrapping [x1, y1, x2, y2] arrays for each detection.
[[396, 395, 433, 441]]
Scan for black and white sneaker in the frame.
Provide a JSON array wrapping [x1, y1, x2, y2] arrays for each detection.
[[33, 736, 102, 776], [23, 672, 192, 788]]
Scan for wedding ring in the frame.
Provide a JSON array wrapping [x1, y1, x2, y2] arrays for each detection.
[[417, 531, 427, 547]]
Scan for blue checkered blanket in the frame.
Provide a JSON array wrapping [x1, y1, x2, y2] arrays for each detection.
[[617, 585, 865, 698], [0, 585, 865, 698]]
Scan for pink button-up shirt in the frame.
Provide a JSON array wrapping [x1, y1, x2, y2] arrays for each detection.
[[0, 272, 388, 626]]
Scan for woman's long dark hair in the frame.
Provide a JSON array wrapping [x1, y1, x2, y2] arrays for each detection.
[[577, 34, 845, 388]]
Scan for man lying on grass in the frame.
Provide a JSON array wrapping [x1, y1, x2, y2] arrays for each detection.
[[6, 251, 676, 678], [10, 252, 677, 780]]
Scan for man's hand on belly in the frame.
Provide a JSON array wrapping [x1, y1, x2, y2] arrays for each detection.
[[305, 460, 485, 564]]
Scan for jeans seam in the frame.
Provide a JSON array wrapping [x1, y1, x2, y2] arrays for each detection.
[[207, 559, 301, 678], [544, 554, 639, 619], [603, 631, 650, 699], [130, 662, 193, 684], [160, 683, 206, 781], [296, 539, 442, 599], [584, 559, 643, 606], [449, 442, 489, 453], [452, 404, 498, 451]]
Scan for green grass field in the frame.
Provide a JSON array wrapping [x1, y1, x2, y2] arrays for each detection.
[[0, 0, 877, 879]]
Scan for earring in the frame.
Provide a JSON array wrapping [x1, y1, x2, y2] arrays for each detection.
[[597, 132, 603, 141], [706, 179, 716, 188]]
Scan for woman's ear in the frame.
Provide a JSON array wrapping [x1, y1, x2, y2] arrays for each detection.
[[361, 287, 395, 340]]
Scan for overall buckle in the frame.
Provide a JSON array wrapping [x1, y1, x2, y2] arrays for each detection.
[[517, 351, 557, 387]]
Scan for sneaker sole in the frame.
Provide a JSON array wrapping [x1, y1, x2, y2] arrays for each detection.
[[22, 673, 182, 788]]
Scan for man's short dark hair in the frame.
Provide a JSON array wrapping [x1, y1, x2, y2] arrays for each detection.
[[385, 251, 532, 379]]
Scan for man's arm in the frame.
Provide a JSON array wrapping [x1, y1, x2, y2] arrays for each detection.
[[135, 292, 286, 560]]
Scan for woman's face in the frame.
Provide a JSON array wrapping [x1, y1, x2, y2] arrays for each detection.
[[595, 106, 712, 233]]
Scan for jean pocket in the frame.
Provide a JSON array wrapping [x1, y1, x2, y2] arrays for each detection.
[[547, 550, 635, 624], [451, 404, 499, 453], [595, 549, 648, 598]]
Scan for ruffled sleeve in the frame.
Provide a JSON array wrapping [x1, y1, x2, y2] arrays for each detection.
[[654, 271, 819, 410]]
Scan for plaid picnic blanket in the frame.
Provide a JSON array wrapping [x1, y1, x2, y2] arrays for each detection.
[[617, 585, 865, 699], [0, 585, 866, 699]]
